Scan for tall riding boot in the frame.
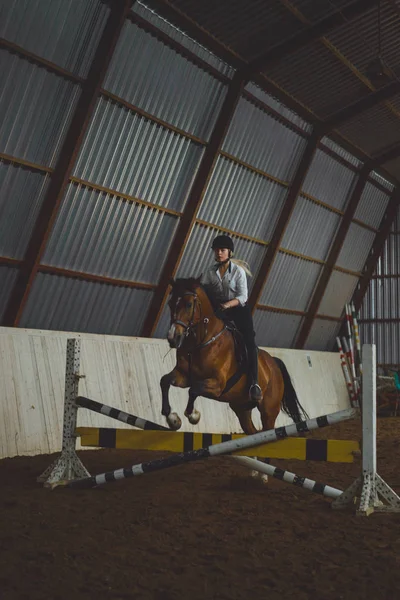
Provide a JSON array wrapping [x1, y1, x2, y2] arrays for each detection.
[[247, 344, 262, 403]]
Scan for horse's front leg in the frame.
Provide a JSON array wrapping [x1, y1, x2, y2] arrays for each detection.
[[184, 390, 201, 425], [160, 368, 188, 430], [184, 378, 222, 426]]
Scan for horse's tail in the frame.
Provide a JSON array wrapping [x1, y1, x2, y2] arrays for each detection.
[[274, 357, 309, 424]]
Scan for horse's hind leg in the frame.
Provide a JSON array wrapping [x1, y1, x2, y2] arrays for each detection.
[[258, 370, 282, 432], [160, 368, 188, 431], [229, 404, 258, 435], [252, 376, 282, 483]]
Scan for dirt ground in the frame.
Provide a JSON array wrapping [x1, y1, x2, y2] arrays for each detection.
[[1, 417, 400, 600]]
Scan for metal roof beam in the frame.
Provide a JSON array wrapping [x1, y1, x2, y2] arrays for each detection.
[[246, 0, 377, 75], [294, 164, 371, 348], [322, 80, 400, 132], [351, 187, 400, 313], [248, 127, 322, 310], [140, 70, 247, 337], [1, 0, 133, 327]]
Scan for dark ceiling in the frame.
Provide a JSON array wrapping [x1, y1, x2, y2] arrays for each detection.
[[145, 0, 400, 183]]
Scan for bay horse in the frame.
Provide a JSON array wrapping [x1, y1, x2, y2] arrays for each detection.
[[160, 277, 308, 435]]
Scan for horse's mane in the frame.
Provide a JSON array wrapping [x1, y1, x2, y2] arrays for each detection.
[[172, 278, 203, 293]]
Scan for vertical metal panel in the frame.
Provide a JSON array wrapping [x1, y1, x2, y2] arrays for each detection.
[[198, 156, 287, 240], [72, 96, 203, 212], [0, 50, 81, 167], [140, 71, 246, 337], [320, 137, 362, 168], [0, 267, 18, 321], [360, 290, 400, 365], [280, 196, 340, 261], [259, 252, 322, 312], [132, 1, 234, 77], [104, 20, 227, 140], [3, 0, 133, 329], [318, 271, 359, 317], [366, 323, 400, 365], [0, 162, 50, 259], [336, 223, 376, 272], [42, 183, 179, 284], [176, 222, 266, 294], [354, 181, 390, 228], [301, 148, 356, 210], [379, 230, 400, 276], [245, 82, 311, 132], [253, 309, 303, 348], [303, 318, 341, 351], [19, 273, 154, 335], [360, 279, 376, 320], [248, 131, 321, 310], [365, 277, 400, 321], [223, 97, 307, 180], [0, 0, 110, 77]]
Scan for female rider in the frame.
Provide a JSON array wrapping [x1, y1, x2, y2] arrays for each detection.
[[201, 234, 262, 403]]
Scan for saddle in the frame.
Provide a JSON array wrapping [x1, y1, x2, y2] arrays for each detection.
[[225, 319, 248, 367]]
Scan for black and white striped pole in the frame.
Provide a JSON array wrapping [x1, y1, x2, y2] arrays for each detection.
[[54, 407, 357, 489], [75, 397, 169, 431], [232, 456, 343, 499]]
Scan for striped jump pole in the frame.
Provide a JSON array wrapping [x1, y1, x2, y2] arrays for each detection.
[[232, 456, 343, 499], [53, 407, 357, 489], [337, 336, 357, 407], [75, 397, 169, 431]]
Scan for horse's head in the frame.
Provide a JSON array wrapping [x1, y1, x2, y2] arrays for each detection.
[[167, 277, 210, 349]]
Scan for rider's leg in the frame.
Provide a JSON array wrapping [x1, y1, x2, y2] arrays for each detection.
[[225, 305, 262, 402]]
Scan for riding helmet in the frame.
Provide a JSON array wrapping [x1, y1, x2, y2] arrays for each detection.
[[211, 235, 234, 252]]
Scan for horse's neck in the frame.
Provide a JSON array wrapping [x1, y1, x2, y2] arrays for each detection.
[[199, 291, 224, 329], [185, 290, 225, 347]]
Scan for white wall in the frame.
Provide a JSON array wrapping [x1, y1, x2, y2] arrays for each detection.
[[0, 327, 350, 459]]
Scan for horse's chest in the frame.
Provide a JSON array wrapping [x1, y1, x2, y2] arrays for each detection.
[[177, 354, 214, 379]]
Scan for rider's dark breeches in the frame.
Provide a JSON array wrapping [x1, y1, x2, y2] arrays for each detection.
[[222, 304, 259, 384], [223, 305, 256, 346]]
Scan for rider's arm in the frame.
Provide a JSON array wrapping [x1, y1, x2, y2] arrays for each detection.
[[233, 266, 248, 306]]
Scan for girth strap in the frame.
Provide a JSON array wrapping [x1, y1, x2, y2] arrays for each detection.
[[220, 365, 246, 396]]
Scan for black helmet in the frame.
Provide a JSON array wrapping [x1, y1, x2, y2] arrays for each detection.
[[211, 235, 234, 252]]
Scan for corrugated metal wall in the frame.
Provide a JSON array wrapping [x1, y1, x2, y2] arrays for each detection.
[[0, 0, 397, 354], [360, 207, 400, 367]]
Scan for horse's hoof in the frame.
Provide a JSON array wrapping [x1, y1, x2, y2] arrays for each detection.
[[184, 409, 201, 425], [250, 470, 268, 484], [166, 412, 182, 431]]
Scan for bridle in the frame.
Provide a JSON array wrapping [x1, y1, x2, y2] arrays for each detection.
[[170, 290, 226, 350]]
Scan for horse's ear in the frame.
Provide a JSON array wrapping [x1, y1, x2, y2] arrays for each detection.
[[195, 275, 202, 284]]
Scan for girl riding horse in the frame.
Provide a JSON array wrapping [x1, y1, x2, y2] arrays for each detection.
[[161, 235, 307, 434], [201, 234, 262, 403]]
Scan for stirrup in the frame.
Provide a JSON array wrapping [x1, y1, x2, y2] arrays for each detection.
[[249, 383, 262, 402]]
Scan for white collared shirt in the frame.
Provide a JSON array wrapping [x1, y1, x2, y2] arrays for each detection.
[[201, 261, 248, 307]]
